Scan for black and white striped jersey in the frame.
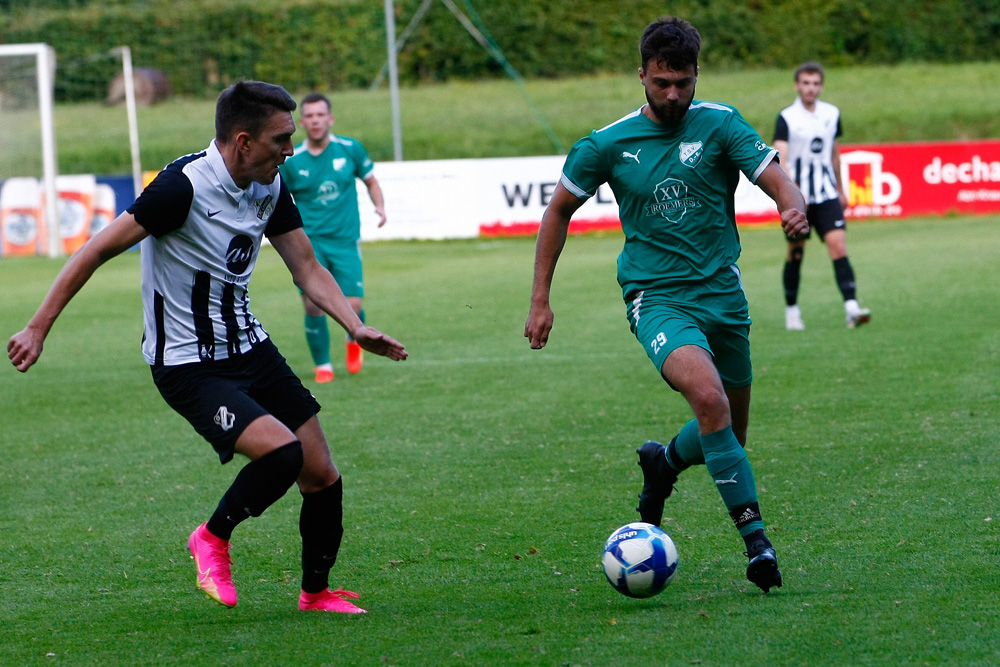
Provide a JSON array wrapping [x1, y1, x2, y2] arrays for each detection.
[[773, 98, 843, 205], [128, 141, 302, 366]]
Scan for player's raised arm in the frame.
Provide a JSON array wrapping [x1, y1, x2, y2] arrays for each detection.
[[525, 182, 586, 350], [8, 213, 150, 372]]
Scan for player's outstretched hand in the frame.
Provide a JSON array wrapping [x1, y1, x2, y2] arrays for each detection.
[[352, 326, 408, 361], [8, 327, 44, 373]]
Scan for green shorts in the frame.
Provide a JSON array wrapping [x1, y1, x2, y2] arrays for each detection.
[[625, 265, 752, 389], [309, 240, 364, 298]]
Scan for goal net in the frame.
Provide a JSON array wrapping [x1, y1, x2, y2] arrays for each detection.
[[0, 44, 140, 258]]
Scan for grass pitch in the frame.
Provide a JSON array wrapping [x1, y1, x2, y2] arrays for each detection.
[[2, 214, 999, 665]]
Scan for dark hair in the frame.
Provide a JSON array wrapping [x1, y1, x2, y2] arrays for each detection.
[[215, 80, 297, 143], [300, 92, 331, 111], [794, 61, 825, 83], [640, 16, 701, 71]]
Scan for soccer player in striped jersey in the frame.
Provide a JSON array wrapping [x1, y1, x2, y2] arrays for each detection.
[[774, 62, 871, 330], [8, 80, 407, 613], [525, 16, 809, 593]]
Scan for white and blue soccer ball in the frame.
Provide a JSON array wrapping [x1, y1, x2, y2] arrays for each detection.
[[602, 522, 679, 598]]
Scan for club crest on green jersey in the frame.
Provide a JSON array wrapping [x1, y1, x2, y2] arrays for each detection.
[[678, 141, 704, 167]]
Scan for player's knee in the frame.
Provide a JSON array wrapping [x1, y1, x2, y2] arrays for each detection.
[[689, 386, 731, 428]]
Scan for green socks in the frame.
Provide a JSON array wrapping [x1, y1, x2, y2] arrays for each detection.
[[664, 419, 704, 470], [667, 420, 766, 538], [700, 425, 764, 537], [304, 314, 331, 366]]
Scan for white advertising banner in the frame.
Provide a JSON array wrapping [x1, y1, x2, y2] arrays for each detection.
[[360, 140, 1000, 241], [359, 154, 775, 241]]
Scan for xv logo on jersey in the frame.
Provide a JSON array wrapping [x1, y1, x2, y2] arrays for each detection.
[[644, 177, 702, 224], [678, 141, 704, 168], [214, 406, 236, 432]]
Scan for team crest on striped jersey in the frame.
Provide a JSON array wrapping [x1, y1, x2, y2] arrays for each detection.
[[678, 141, 704, 167]]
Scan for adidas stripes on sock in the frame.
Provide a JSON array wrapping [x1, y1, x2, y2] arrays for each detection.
[[700, 426, 765, 538]]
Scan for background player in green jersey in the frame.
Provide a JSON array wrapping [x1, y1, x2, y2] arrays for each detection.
[[280, 93, 387, 382], [525, 16, 809, 593]]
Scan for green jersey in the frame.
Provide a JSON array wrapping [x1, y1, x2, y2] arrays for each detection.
[[279, 134, 374, 243], [562, 101, 776, 296]]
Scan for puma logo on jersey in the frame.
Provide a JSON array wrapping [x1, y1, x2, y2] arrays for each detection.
[[214, 406, 236, 432], [622, 149, 641, 164]]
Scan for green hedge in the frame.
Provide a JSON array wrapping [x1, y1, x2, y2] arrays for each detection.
[[2, 0, 998, 101]]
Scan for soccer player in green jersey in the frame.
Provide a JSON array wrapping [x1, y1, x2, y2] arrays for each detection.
[[524, 16, 809, 593], [280, 93, 387, 383]]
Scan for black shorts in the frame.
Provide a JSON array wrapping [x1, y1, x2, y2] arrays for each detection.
[[151, 338, 321, 463], [787, 198, 846, 242]]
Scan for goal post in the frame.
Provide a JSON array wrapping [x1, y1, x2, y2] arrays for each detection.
[[112, 46, 144, 203], [0, 43, 60, 257], [1, 43, 144, 258]]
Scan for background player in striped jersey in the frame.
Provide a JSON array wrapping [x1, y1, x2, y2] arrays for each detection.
[[280, 93, 387, 383], [525, 16, 809, 593], [8, 80, 407, 614], [774, 62, 872, 330]]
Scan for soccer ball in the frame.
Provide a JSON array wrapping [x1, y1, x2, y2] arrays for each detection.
[[602, 522, 679, 598]]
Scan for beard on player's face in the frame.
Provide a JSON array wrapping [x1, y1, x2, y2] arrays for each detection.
[[646, 87, 694, 125]]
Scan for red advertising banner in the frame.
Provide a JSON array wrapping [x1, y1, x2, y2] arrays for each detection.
[[840, 139, 1000, 219], [737, 138, 1000, 224]]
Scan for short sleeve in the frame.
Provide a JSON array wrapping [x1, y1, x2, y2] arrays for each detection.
[[354, 141, 374, 181], [127, 167, 194, 238], [264, 178, 304, 238], [725, 111, 777, 183], [560, 133, 608, 199], [773, 114, 789, 143]]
